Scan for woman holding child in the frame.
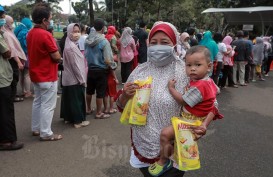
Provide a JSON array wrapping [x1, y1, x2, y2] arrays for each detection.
[[116, 22, 218, 177]]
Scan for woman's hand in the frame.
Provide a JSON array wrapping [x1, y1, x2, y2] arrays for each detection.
[[191, 124, 207, 141], [122, 82, 139, 99], [168, 79, 176, 90], [18, 61, 24, 70]]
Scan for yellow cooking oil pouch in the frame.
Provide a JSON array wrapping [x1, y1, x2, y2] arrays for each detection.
[[172, 116, 202, 171], [129, 76, 153, 125], [120, 99, 133, 125]]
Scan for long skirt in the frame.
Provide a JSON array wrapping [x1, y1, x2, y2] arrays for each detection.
[[60, 85, 86, 124], [0, 86, 17, 143]]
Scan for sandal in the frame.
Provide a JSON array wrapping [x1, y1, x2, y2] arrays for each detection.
[[95, 113, 110, 119], [148, 160, 173, 177], [109, 109, 117, 114], [40, 134, 63, 141], [86, 108, 95, 115]]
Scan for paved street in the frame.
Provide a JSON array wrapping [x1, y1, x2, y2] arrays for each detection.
[[1, 75, 273, 177]]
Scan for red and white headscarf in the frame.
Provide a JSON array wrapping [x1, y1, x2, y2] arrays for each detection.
[[148, 21, 179, 45]]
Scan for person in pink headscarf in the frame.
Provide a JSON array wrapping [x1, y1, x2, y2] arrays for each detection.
[[120, 27, 136, 83], [218, 35, 237, 88], [2, 15, 27, 102], [263, 36, 272, 76], [60, 23, 89, 128], [177, 32, 190, 59]]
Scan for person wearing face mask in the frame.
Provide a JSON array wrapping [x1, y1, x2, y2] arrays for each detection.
[[60, 23, 89, 128], [177, 32, 190, 60], [0, 5, 24, 151], [14, 17, 33, 99], [119, 27, 136, 83], [2, 15, 27, 102], [26, 2, 63, 141], [116, 21, 217, 177]]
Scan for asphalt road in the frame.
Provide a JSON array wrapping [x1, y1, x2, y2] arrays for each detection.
[[1, 75, 273, 177]]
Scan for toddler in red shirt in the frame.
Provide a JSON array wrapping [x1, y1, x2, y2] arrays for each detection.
[[149, 46, 223, 176]]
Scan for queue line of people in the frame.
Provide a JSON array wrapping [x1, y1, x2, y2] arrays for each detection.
[[1, 6, 273, 177]]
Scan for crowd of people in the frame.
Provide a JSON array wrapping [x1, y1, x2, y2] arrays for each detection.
[[0, 2, 273, 177]]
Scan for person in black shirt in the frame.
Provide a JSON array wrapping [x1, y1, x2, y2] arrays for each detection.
[[133, 21, 148, 64]]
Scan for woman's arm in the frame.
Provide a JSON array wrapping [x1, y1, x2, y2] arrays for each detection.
[[14, 56, 24, 70]]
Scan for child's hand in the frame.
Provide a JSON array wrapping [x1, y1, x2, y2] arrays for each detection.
[[190, 124, 207, 141], [115, 78, 119, 84], [168, 79, 176, 89], [184, 85, 189, 93]]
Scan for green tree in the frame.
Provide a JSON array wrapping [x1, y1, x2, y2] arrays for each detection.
[[72, 1, 88, 23], [68, 14, 78, 23], [5, 4, 31, 22]]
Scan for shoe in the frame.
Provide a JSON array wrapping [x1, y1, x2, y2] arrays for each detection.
[[40, 134, 63, 141], [264, 74, 269, 77], [74, 121, 90, 128], [251, 80, 256, 82], [0, 141, 24, 151], [148, 159, 173, 177], [259, 78, 265, 81]]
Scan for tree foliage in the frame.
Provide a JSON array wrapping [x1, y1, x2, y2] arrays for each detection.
[[103, 0, 273, 32], [5, 0, 270, 32], [5, 4, 30, 22]]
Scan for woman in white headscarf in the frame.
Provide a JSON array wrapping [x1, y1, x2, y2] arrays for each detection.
[[119, 27, 136, 83], [177, 32, 190, 60], [116, 22, 217, 176], [2, 15, 27, 102], [60, 23, 89, 128]]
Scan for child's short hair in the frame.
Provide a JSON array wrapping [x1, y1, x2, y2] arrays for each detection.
[[185, 45, 211, 63]]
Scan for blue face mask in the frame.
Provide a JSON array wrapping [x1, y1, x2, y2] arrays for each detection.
[[0, 19, 6, 27]]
